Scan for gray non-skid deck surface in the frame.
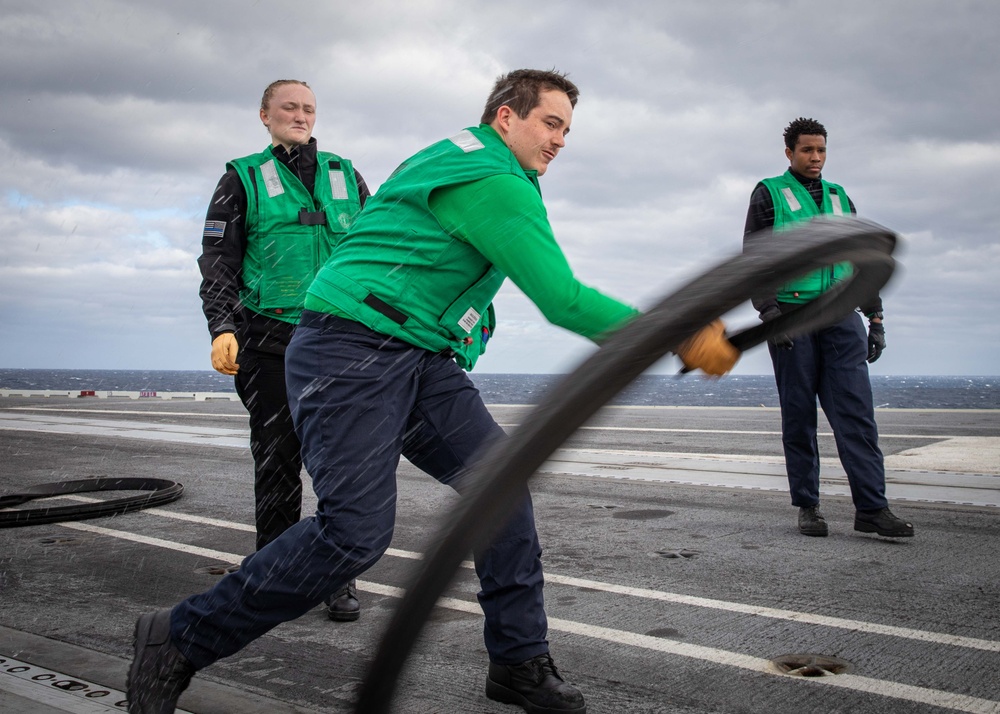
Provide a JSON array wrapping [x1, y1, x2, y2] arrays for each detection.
[[1, 397, 998, 713]]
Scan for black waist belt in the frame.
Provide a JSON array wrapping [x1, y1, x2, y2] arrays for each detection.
[[363, 293, 408, 325], [299, 209, 327, 225]]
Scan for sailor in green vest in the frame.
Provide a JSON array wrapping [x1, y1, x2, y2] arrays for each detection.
[[134, 69, 738, 714], [744, 117, 913, 540], [196, 80, 369, 620]]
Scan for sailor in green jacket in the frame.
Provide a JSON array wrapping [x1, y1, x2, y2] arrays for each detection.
[[744, 117, 913, 540], [197, 80, 369, 620], [133, 69, 738, 714]]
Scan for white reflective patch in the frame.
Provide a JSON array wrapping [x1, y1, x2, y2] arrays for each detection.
[[449, 130, 485, 153], [329, 170, 349, 200], [780, 187, 801, 212], [458, 307, 481, 333], [830, 191, 844, 216], [260, 160, 284, 198]]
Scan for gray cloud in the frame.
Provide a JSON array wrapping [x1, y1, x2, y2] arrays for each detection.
[[1, 0, 997, 374]]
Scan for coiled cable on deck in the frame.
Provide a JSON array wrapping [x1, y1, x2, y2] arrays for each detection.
[[355, 216, 898, 713], [0, 477, 184, 528]]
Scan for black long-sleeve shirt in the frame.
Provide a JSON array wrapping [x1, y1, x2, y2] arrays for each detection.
[[742, 168, 881, 318], [197, 139, 370, 354]]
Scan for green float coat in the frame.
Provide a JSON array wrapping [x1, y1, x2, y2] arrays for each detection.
[[229, 146, 363, 324], [761, 170, 854, 303]]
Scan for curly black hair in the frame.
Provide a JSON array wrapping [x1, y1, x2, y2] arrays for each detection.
[[783, 117, 827, 151]]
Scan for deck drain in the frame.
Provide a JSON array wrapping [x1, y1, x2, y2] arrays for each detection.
[[772, 653, 853, 677], [194, 563, 240, 575], [653, 549, 699, 559], [612, 509, 675, 521]]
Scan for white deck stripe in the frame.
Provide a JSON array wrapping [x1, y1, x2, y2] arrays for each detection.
[[56, 515, 1000, 652], [538, 448, 1000, 505], [5, 407, 250, 418], [576, 425, 985, 440], [0, 407, 988, 440], [53, 521, 1000, 713], [44, 502, 1000, 651], [540, 572, 1000, 652], [543, 619, 1000, 714]]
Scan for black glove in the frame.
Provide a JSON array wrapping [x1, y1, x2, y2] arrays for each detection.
[[760, 306, 793, 350], [867, 319, 886, 363]]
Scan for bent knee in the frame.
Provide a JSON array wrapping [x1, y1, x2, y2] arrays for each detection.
[[314, 511, 394, 568]]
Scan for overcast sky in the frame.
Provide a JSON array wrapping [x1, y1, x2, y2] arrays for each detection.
[[2, 0, 998, 376]]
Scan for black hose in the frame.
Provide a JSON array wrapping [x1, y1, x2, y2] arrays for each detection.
[[353, 215, 898, 713], [0, 477, 184, 528]]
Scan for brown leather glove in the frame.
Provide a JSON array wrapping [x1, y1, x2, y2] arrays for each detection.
[[211, 333, 240, 376], [676, 319, 740, 376]]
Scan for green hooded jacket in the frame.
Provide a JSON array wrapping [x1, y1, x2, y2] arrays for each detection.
[[306, 124, 637, 369]]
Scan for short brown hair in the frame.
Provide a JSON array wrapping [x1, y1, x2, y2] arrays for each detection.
[[260, 79, 312, 111], [480, 69, 579, 124]]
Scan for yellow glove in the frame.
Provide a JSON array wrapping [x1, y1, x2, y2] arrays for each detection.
[[211, 333, 240, 376], [676, 319, 739, 377]]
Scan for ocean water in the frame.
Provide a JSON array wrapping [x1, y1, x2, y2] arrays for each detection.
[[1, 369, 997, 409]]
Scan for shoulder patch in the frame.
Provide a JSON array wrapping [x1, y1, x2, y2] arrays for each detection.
[[204, 220, 226, 239], [449, 130, 485, 153]]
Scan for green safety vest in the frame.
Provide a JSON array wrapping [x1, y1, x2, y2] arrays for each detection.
[[229, 146, 362, 323], [761, 170, 854, 303], [307, 124, 536, 370]]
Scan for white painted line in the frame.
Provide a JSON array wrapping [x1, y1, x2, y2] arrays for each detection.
[[55, 521, 1000, 714], [539, 572, 1000, 652], [4, 411, 998, 489], [540, 448, 1000, 506], [544, 619, 1000, 714], [0, 414, 248, 449], [59, 517, 1000, 653], [5, 411, 1000, 479], [59, 522, 244, 565], [2, 408, 984, 439], [48, 503, 1000, 652], [52, 496, 258, 532], [380, 545, 1000, 653], [502, 422, 993, 441], [578, 425, 990, 440], [6, 406, 249, 419]]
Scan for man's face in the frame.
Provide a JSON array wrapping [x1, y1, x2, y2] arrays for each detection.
[[786, 134, 826, 179], [260, 84, 316, 149], [500, 89, 573, 176]]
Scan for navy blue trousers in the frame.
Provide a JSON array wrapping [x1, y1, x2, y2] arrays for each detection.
[[769, 310, 888, 511], [233, 348, 303, 551], [171, 311, 548, 669]]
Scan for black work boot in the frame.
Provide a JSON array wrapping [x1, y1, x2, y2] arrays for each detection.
[[798, 505, 829, 537], [486, 652, 586, 713], [855, 507, 914, 537], [127, 609, 195, 714], [326, 580, 360, 622]]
